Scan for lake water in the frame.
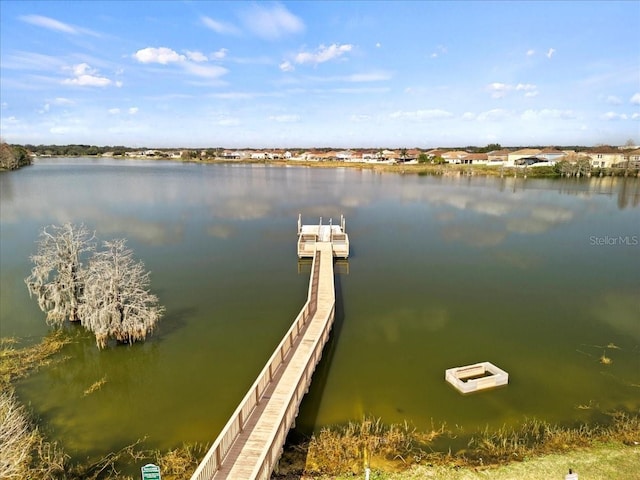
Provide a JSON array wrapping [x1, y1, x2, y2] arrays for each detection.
[[1, 158, 639, 462]]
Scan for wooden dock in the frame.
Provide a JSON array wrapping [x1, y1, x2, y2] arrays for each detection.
[[297, 214, 349, 259], [190, 241, 336, 480]]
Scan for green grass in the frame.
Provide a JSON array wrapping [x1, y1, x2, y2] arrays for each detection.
[[300, 443, 639, 480], [274, 414, 640, 479]]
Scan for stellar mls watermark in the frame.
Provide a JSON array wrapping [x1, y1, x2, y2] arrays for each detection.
[[589, 235, 639, 246]]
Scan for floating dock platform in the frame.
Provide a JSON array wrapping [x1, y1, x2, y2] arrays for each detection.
[[445, 361, 508, 394], [297, 214, 349, 259]]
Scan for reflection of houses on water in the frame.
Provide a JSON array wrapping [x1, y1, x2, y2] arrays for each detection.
[[497, 175, 640, 209]]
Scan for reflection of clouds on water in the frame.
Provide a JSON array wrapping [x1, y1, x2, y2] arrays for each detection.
[[493, 250, 540, 269], [98, 216, 184, 246], [591, 292, 640, 341], [2, 160, 635, 253], [441, 223, 507, 247], [416, 184, 579, 246], [212, 199, 271, 220], [377, 306, 449, 343], [303, 204, 347, 219], [533, 206, 574, 223], [340, 196, 366, 208], [507, 206, 574, 235], [207, 224, 234, 239], [472, 200, 511, 217]]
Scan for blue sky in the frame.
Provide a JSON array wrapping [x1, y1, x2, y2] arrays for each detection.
[[1, 1, 639, 148]]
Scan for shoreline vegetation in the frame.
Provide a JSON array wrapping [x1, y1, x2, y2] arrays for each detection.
[[1, 334, 638, 479], [16, 155, 640, 179], [2, 141, 640, 178]]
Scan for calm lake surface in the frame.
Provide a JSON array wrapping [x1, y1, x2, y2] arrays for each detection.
[[1, 158, 639, 461]]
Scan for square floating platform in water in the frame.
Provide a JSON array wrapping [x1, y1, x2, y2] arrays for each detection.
[[445, 361, 508, 394]]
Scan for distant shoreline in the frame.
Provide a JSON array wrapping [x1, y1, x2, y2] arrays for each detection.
[[26, 155, 640, 179]]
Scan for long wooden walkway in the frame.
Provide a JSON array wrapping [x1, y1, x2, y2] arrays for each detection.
[[190, 242, 336, 480]]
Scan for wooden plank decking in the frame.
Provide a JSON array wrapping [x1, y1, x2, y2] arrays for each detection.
[[191, 242, 336, 480]]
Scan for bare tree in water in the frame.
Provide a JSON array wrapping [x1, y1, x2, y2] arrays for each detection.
[[25, 223, 95, 325], [78, 239, 164, 349]]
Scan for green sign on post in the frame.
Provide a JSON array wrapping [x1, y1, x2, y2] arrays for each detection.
[[141, 463, 161, 480]]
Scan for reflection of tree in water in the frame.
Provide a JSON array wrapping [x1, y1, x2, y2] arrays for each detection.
[[617, 177, 640, 209], [507, 176, 640, 210], [0, 171, 14, 202], [42, 326, 160, 403]]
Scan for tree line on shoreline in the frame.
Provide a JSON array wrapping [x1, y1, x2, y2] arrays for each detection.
[[3, 141, 638, 178], [3, 141, 629, 158]]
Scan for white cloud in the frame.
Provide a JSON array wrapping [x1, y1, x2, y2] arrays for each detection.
[[186, 50, 208, 62], [345, 71, 392, 82], [477, 109, 509, 121], [63, 75, 111, 87], [134, 47, 185, 64], [211, 48, 228, 60], [327, 87, 389, 95], [602, 112, 628, 120], [268, 114, 300, 123], [20, 14, 76, 33], [19, 14, 98, 36], [72, 63, 91, 76], [240, 3, 304, 40], [279, 60, 295, 72], [201, 16, 241, 35], [350, 114, 371, 122], [632, 113, 640, 120], [52, 97, 75, 106], [211, 92, 255, 100], [546, 47, 556, 59], [182, 62, 227, 79], [390, 109, 453, 121], [430, 45, 447, 58], [521, 109, 575, 120], [132, 47, 227, 79], [50, 126, 74, 134], [526, 49, 535, 56], [217, 117, 240, 126], [516, 83, 536, 91], [375, 42, 381, 48], [630, 93, 640, 105], [294, 44, 353, 65], [128, 107, 139, 115], [461, 112, 476, 121], [62, 63, 114, 87], [108, 108, 120, 114], [488, 82, 538, 98], [488, 82, 510, 98], [606, 95, 622, 105]]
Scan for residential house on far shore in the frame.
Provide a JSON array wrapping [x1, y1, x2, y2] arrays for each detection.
[[442, 150, 470, 164], [426, 149, 446, 160], [459, 153, 488, 165], [626, 149, 640, 168], [506, 148, 542, 166], [584, 146, 626, 168], [486, 149, 511, 165], [538, 148, 566, 163]]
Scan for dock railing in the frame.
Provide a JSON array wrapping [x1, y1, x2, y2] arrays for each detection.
[[190, 249, 323, 480], [253, 260, 334, 478]]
